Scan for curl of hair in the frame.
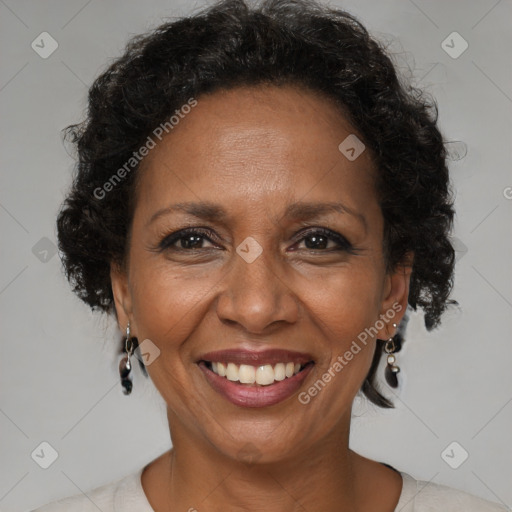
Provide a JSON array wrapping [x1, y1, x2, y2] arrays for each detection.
[[57, 0, 456, 407]]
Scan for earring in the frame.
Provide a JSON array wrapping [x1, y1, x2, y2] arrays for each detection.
[[384, 323, 400, 388], [119, 322, 135, 395]]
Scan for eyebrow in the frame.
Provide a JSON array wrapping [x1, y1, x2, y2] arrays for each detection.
[[147, 200, 367, 231]]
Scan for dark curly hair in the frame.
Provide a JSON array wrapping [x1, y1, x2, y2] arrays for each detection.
[[57, 0, 457, 408]]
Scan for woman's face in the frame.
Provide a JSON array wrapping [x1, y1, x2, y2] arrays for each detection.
[[112, 85, 411, 462]]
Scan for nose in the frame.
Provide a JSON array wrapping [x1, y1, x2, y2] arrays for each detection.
[[216, 243, 299, 334]]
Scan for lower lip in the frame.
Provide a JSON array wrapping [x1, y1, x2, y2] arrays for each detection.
[[198, 362, 314, 408]]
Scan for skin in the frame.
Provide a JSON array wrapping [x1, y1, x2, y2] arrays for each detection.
[[111, 84, 413, 511]]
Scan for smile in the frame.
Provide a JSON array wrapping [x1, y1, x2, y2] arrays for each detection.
[[204, 360, 313, 386], [196, 348, 316, 407]]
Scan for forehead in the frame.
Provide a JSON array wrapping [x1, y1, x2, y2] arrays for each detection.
[[135, 84, 377, 219]]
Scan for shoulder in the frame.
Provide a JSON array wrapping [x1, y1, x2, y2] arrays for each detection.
[[396, 471, 508, 511], [30, 467, 153, 512]]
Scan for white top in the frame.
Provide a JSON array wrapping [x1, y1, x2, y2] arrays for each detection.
[[31, 466, 508, 511]]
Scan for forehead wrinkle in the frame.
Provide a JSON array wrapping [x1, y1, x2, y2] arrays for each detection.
[[147, 199, 367, 235]]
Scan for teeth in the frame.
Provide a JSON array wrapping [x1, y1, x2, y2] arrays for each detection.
[[207, 360, 306, 385], [226, 362, 239, 382], [256, 365, 274, 385], [239, 364, 256, 384], [274, 363, 286, 381], [217, 362, 226, 377]]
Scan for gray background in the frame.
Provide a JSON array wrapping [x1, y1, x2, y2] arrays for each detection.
[[1, 0, 511, 510]]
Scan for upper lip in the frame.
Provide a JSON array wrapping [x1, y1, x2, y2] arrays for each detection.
[[198, 348, 315, 366]]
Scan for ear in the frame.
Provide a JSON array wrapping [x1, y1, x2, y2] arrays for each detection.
[[110, 261, 133, 332], [376, 251, 414, 339]]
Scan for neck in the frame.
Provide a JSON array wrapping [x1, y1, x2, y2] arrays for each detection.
[[158, 407, 368, 512]]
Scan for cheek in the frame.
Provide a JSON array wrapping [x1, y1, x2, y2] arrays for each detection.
[[296, 272, 382, 419], [130, 246, 385, 347], [127, 261, 217, 410], [301, 263, 384, 336], [128, 256, 220, 349], [299, 265, 383, 392]]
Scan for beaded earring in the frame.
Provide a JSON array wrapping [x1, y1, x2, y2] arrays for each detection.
[[384, 323, 400, 388], [119, 323, 135, 395]]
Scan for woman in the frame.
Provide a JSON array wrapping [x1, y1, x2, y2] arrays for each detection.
[[33, 0, 506, 510]]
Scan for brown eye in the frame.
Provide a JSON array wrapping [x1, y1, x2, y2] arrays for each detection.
[[159, 228, 219, 251], [292, 228, 354, 253], [301, 233, 333, 250]]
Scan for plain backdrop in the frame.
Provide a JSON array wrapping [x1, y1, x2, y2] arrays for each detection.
[[1, 0, 511, 510]]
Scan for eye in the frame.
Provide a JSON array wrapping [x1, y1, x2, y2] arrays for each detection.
[[156, 227, 355, 254], [158, 228, 219, 251], [292, 227, 354, 252]]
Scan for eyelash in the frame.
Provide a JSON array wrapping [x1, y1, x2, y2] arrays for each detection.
[[157, 226, 355, 254]]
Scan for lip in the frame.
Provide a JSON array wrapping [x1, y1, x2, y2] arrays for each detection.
[[198, 360, 315, 408], [197, 348, 315, 366]]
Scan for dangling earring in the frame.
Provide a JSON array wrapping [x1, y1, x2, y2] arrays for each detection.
[[384, 323, 400, 388], [119, 322, 135, 395]]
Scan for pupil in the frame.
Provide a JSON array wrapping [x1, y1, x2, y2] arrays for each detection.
[[182, 235, 202, 248], [305, 235, 327, 249]]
